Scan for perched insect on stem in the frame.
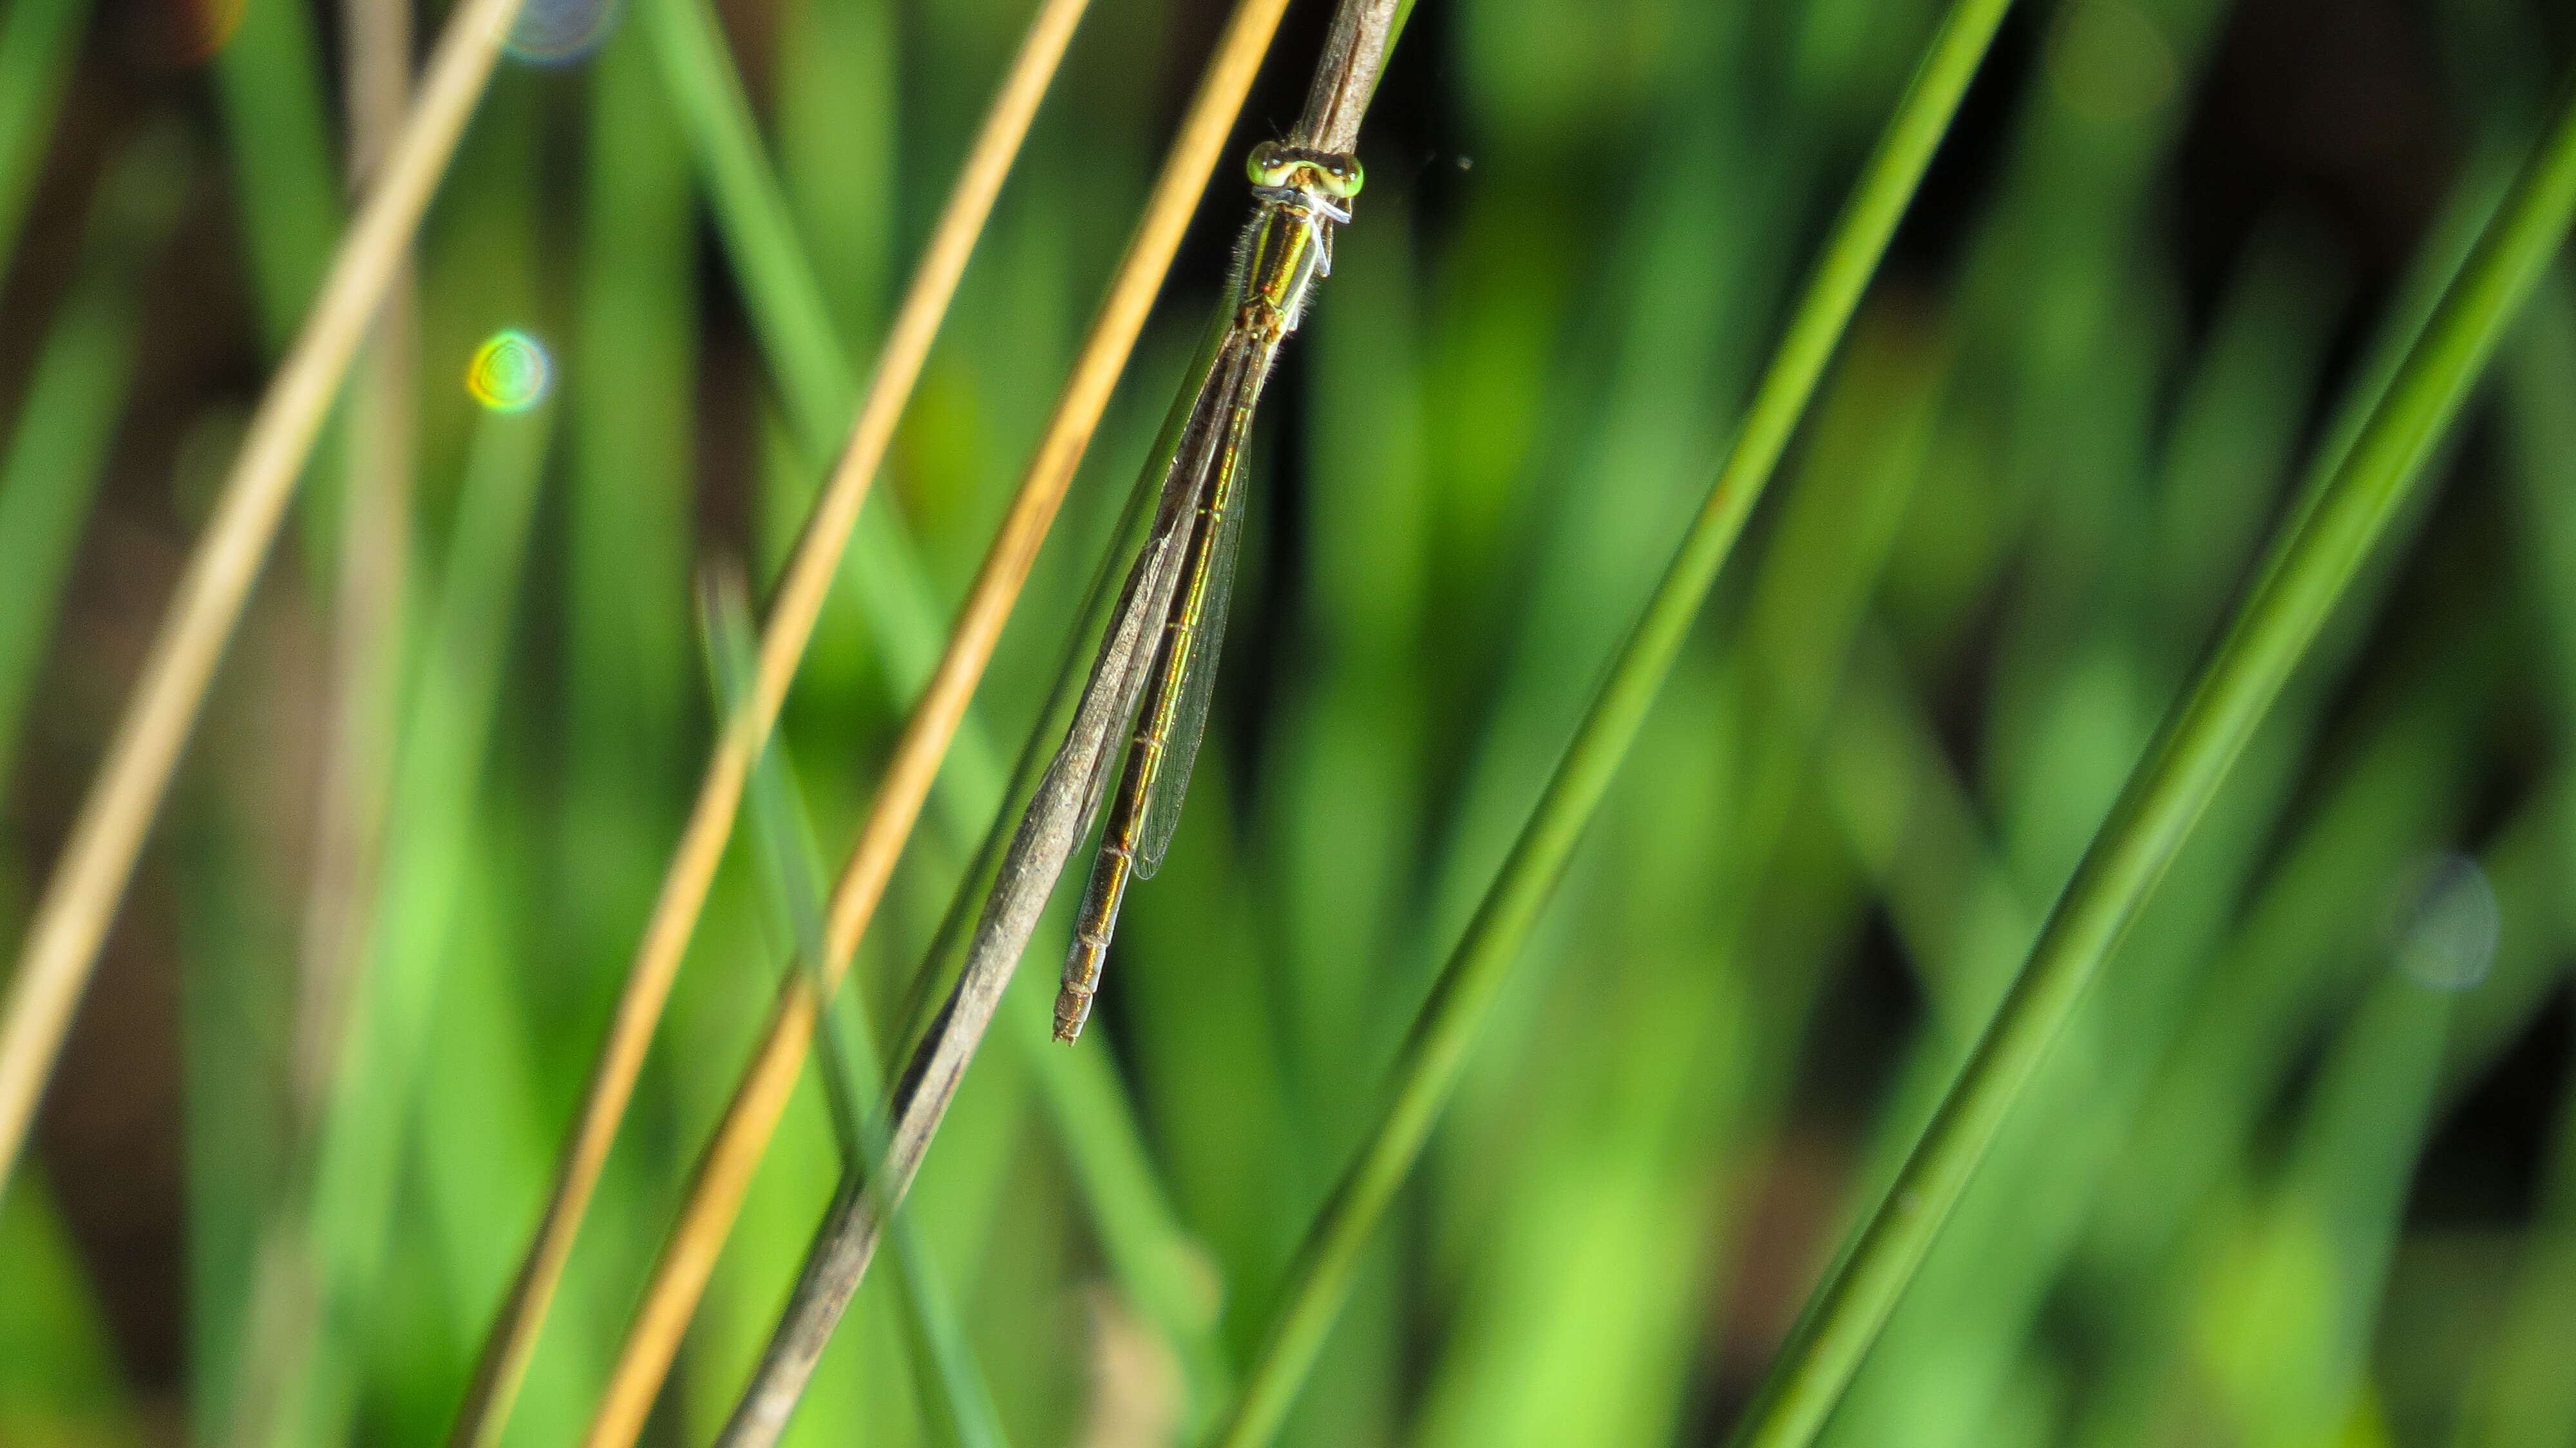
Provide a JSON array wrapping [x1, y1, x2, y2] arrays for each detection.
[[1053, 139, 1365, 1042]]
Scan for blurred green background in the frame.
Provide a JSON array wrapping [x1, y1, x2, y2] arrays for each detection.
[[3, 0, 2575, 1444]]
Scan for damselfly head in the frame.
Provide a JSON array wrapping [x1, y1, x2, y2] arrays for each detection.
[[1246, 141, 1365, 201]]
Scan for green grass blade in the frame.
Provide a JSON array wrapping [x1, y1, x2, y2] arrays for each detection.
[[0, 1173, 142, 1446], [2076, 680, 2485, 1291], [2061, 785, 2559, 1448], [0, 126, 189, 806], [776, 0, 896, 353], [561, 15, 699, 977], [290, 402, 555, 1447], [209, 0, 341, 348], [1206, 1, 2016, 1440], [207, 0, 348, 579], [0, 0, 91, 278], [641, 0, 857, 448], [703, 579, 1013, 1448], [638, 0, 966, 704], [1723, 75, 2576, 1448]]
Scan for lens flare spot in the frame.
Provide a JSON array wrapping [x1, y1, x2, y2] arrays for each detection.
[[466, 330, 552, 413], [507, 0, 621, 64], [2388, 852, 2499, 992]]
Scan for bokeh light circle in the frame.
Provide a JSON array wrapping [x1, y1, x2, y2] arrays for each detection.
[[2388, 852, 2499, 992], [466, 330, 553, 413], [507, 0, 621, 64]]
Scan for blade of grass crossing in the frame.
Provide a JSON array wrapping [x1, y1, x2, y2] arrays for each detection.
[[1722, 73, 2576, 1448], [2059, 787, 2564, 1448], [1915, 136, 2515, 1319], [1830, 644, 2490, 1448], [1208, 2, 2017, 1440], [1774, 112, 2506, 1448], [2076, 682, 2489, 1291]]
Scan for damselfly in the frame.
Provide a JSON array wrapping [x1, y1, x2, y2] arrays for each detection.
[[1049, 139, 1363, 1042]]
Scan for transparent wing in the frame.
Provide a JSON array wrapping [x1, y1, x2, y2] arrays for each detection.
[[1063, 508, 1193, 845], [1137, 472, 1245, 880], [1042, 336, 1253, 852]]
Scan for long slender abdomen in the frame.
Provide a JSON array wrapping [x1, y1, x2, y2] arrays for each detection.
[[1052, 329, 1276, 1043]]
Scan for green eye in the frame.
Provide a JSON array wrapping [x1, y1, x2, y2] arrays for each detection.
[[1314, 154, 1364, 199], [1247, 142, 1300, 189]]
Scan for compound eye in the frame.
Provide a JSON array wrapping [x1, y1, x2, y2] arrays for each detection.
[[1315, 153, 1365, 200], [1246, 140, 1299, 188]]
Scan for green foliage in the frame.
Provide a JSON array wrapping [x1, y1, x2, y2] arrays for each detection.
[[4, 1, 2573, 1447]]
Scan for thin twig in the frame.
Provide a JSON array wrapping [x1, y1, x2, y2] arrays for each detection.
[[0, 0, 528, 1202], [708, 5, 1403, 1443], [441, 3, 1092, 1444], [570, 0, 1314, 1440]]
